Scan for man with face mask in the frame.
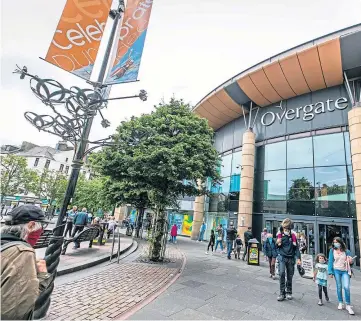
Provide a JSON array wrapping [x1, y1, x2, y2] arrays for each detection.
[[1, 205, 51, 320], [276, 218, 301, 301]]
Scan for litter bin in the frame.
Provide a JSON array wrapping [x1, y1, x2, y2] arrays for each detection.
[[247, 238, 260, 266]]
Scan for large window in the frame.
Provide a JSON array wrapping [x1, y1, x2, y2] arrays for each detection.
[[263, 170, 286, 200], [287, 168, 314, 200], [313, 133, 345, 167], [220, 153, 232, 178], [264, 141, 286, 171], [254, 132, 353, 218], [314, 166, 347, 201], [287, 137, 313, 168], [231, 151, 242, 174]]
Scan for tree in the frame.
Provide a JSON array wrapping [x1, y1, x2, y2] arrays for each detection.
[[0, 154, 38, 201], [35, 169, 68, 215], [72, 175, 113, 214], [93, 98, 220, 261]]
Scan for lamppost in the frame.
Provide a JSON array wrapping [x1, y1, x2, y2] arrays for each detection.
[[13, 1, 148, 318]]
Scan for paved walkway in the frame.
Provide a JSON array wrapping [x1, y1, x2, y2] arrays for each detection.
[[130, 238, 361, 320], [46, 241, 184, 320], [36, 236, 133, 274]]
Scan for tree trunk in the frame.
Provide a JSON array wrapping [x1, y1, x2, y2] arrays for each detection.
[[149, 208, 167, 262]]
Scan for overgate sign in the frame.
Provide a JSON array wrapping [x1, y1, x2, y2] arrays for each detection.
[[260, 97, 348, 126]]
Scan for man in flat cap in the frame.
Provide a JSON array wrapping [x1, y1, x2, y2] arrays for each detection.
[[1, 205, 51, 320]]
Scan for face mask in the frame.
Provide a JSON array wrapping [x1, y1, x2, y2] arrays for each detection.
[[333, 243, 341, 249], [284, 231, 290, 236], [26, 228, 43, 247], [319, 258, 325, 264]]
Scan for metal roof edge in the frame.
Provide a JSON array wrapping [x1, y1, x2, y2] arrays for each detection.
[[194, 23, 361, 109]]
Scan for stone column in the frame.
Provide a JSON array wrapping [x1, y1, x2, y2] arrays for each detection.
[[348, 106, 361, 258], [238, 129, 256, 238], [191, 181, 205, 240]]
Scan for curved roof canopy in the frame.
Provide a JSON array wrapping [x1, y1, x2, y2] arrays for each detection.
[[194, 24, 361, 130]]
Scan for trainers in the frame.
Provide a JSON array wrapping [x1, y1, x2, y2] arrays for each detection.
[[205, 251, 209, 255], [346, 305, 354, 315], [286, 294, 293, 300], [318, 299, 323, 306], [277, 295, 285, 301], [272, 275, 276, 280], [338, 303, 344, 310], [269, 274, 273, 278]]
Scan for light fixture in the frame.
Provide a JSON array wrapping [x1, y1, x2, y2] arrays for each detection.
[[139, 89, 147, 101]]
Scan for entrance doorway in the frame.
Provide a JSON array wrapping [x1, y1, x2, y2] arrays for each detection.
[[263, 215, 355, 258], [318, 224, 351, 255]]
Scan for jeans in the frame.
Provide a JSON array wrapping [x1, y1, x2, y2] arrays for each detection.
[[268, 257, 276, 276], [227, 241, 233, 258], [334, 269, 351, 305], [242, 243, 249, 260], [215, 239, 223, 251], [64, 222, 73, 237], [279, 256, 295, 295], [72, 225, 84, 248], [198, 230, 205, 241], [171, 236, 177, 243]]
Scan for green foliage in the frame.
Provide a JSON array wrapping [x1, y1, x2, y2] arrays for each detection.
[[93, 98, 220, 210], [92, 98, 220, 260], [72, 175, 113, 213], [35, 169, 68, 207], [0, 154, 38, 198]]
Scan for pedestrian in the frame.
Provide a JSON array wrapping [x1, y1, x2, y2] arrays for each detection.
[[87, 212, 93, 224], [206, 230, 215, 254], [64, 205, 77, 237], [234, 234, 243, 259], [71, 207, 88, 249], [226, 222, 237, 259], [198, 221, 206, 242], [299, 233, 307, 254], [261, 228, 268, 261], [328, 237, 355, 315], [107, 216, 116, 239], [1, 205, 51, 320], [276, 218, 301, 301], [264, 233, 277, 279], [170, 224, 177, 243], [242, 226, 253, 261], [215, 224, 224, 253], [313, 253, 329, 306]]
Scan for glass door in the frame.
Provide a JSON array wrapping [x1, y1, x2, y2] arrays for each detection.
[[318, 224, 351, 255]]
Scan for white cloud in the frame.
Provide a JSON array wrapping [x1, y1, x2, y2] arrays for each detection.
[[1, 0, 361, 147]]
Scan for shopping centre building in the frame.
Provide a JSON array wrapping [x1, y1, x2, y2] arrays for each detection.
[[171, 24, 361, 264]]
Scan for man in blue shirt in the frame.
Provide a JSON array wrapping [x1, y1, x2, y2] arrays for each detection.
[[71, 207, 88, 249], [198, 222, 206, 242], [64, 206, 77, 237]]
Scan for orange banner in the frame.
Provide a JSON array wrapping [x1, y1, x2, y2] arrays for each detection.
[[45, 0, 112, 80]]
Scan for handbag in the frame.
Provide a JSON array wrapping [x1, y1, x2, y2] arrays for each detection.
[[217, 236, 222, 241], [346, 258, 354, 278]]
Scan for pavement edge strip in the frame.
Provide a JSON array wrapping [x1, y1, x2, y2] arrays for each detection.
[[117, 248, 187, 321], [56, 239, 135, 276]]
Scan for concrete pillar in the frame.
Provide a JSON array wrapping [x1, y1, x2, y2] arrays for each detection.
[[348, 106, 361, 258], [238, 129, 256, 238], [191, 181, 205, 240]]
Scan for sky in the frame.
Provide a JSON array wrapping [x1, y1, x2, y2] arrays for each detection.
[[1, 0, 361, 148]]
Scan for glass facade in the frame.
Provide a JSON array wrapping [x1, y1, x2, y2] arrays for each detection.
[[254, 132, 355, 218]]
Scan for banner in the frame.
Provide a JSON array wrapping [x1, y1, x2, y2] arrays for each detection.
[[105, 0, 153, 84], [45, 0, 112, 80]]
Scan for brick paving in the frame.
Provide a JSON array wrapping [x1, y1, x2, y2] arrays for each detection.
[[47, 242, 184, 320], [36, 237, 133, 274]]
